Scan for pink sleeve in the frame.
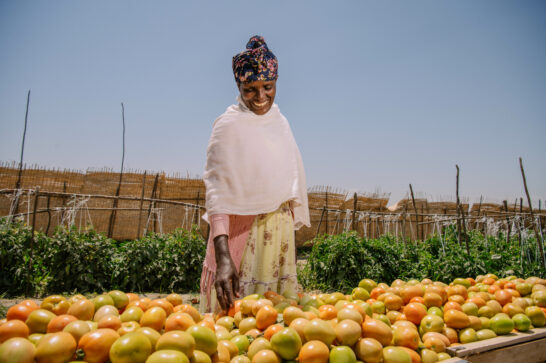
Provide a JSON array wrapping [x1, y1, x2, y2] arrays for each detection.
[[209, 214, 229, 240]]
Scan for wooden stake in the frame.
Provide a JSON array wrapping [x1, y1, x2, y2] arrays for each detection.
[[519, 157, 545, 269], [107, 102, 126, 238], [144, 174, 159, 235], [352, 192, 357, 231], [316, 206, 326, 237], [14, 90, 31, 215], [27, 187, 39, 294], [409, 184, 419, 240], [136, 171, 147, 238], [503, 200, 511, 244], [455, 165, 463, 247], [325, 189, 329, 234]]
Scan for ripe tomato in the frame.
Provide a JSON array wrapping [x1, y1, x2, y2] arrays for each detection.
[[47, 314, 78, 333], [77, 328, 120, 363], [0, 337, 36, 363], [6, 304, 34, 322], [0, 320, 29, 343], [35, 332, 77, 363], [67, 299, 95, 321]]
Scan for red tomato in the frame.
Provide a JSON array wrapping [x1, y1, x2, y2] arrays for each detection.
[[6, 304, 34, 322]]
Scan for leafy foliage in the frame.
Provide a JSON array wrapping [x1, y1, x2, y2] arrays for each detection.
[[0, 218, 206, 297], [300, 229, 545, 294]]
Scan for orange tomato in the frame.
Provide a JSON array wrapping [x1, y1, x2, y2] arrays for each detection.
[[165, 312, 195, 332], [228, 300, 242, 317], [0, 320, 29, 343], [443, 301, 462, 312], [401, 285, 424, 304], [494, 290, 513, 306], [393, 326, 420, 350], [97, 315, 122, 331], [403, 303, 427, 325], [46, 314, 77, 333], [298, 340, 329, 363], [264, 324, 284, 341], [318, 305, 338, 320], [444, 309, 470, 329], [77, 328, 120, 363], [6, 304, 34, 322], [256, 305, 278, 330], [67, 299, 95, 321], [361, 318, 392, 347], [173, 304, 201, 323]]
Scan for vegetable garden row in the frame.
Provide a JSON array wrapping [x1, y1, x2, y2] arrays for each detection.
[[1, 217, 545, 362], [1, 218, 544, 298]]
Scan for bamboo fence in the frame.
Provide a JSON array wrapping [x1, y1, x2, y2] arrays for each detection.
[[1, 163, 544, 248]]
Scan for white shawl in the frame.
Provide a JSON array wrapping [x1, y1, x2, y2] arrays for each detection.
[[203, 97, 310, 230]]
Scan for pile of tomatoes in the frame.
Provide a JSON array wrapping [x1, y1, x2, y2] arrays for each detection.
[[0, 274, 545, 363]]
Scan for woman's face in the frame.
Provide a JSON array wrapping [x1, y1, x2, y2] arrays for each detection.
[[239, 80, 276, 115]]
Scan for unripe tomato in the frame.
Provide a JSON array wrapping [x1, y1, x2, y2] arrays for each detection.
[[41, 295, 70, 315], [63, 320, 91, 344], [35, 332, 77, 363], [109, 332, 152, 363], [0, 337, 36, 363], [26, 309, 56, 334], [140, 307, 167, 332], [146, 349, 189, 363]]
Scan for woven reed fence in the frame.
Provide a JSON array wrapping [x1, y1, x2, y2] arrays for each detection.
[[1, 163, 544, 246]]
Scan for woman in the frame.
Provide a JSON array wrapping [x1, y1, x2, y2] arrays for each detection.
[[200, 35, 310, 313]]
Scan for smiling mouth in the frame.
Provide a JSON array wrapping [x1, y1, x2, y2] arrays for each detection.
[[253, 101, 268, 108]]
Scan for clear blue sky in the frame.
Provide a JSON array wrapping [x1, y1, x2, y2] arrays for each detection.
[[1, 1, 545, 207]]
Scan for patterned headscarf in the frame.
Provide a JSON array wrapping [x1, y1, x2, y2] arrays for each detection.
[[232, 35, 278, 86]]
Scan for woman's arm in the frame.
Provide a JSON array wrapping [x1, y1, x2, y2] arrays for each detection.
[[213, 234, 240, 311]]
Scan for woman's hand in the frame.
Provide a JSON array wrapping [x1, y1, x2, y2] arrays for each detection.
[[213, 234, 240, 311]]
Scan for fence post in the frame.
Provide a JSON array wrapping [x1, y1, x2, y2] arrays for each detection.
[[352, 192, 357, 232], [519, 157, 546, 269], [136, 171, 147, 238], [27, 187, 39, 295]]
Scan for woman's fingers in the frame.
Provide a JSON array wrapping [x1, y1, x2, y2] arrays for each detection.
[[232, 273, 240, 298], [215, 281, 227, 311]]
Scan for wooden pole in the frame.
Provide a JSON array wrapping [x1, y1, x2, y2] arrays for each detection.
[[325, 189, 329, 234], [476, 195, 483, 231], [519, 157, 545, 269], [503, 200, 511, 243], [14, 90, 31, 215], [45, 195, 51, 235], [409, 184, 419, 240], [352, 192, 357, 231], [144, 174, 159, 235], [194, 190, 201, 226], [107, 102, 126, 238], [136, 171, 147, 238], [455, 165, 463, 247], [27, 187, 39, 294], [316, 206, 326, 237]]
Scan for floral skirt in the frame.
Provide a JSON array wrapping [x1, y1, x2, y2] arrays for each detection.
[[199, 202, 298, 313]]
